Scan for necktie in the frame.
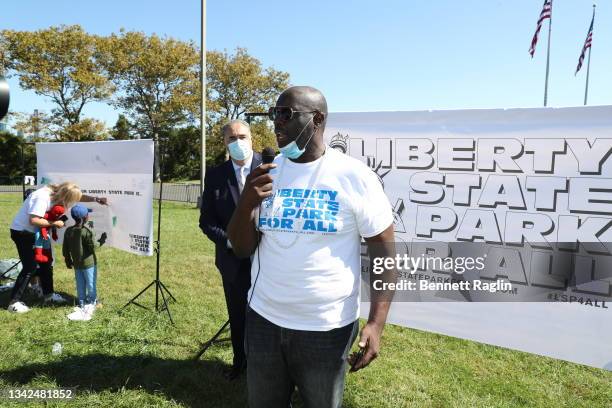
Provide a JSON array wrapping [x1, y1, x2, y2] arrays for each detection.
[[238, 167, 246, 193]]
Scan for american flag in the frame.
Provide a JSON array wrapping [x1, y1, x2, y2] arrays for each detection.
[[529, 0, 553, 57], [575, 16, 594, 75]]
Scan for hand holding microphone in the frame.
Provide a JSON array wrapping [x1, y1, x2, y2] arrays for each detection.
[[241, 147, 276, 210]]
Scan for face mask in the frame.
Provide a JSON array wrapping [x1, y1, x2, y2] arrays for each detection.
[[279, 116, 315, 159], [227, 139, 252, 161]]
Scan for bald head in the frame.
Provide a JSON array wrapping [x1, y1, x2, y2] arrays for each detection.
[[273, 86, 328, 163], [278, 86, 328, 116]]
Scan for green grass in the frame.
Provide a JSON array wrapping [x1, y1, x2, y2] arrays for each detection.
[[0, 192, 610, 408]]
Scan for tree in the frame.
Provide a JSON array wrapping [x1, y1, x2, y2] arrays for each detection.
[[206, 48, 289, 166], [111, 114, 132, 140], [56, 118, 108, 141], [0, 131, 36, 183], [206, 47, 289, 121], [101, 31, 199, 139], [162, 126, 200, 181], [12, 110, 107, 141], [1, 25, 113, 141], [205, 121, 228, 166], [249, 119, 280, 155], [12, 110, 52, 140]]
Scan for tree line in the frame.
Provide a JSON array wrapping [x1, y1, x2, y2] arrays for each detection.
[[0, 25, 289, 181]]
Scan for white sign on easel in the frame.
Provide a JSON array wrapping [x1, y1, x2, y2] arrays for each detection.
[[36, 139, 154, 256]]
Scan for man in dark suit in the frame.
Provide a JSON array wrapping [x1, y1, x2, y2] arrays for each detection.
[[199, 119, 262, 380]]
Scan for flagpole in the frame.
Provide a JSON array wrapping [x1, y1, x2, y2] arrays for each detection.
[[200, 0, 206, 205], [584, 47, 592, 106], [543, 2, 553, 107], [584, 4, 595, 106]]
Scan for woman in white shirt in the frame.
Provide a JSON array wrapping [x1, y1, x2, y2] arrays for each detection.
[[8, 182, 106, 313]]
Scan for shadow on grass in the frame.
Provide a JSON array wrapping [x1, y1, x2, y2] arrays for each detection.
[[0, 354, 247, 408], [0, 353, 363, 408], [0, 289, 78, 310]]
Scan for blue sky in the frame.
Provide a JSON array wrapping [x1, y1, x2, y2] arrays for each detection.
[[3, 0, 609, 128]]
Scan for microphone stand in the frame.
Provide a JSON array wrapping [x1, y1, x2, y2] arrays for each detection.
[[195, 145, 275, 360]]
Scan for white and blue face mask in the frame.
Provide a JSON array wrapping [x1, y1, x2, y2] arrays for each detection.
[[227, 139, 252, 161], [279, 116, 315, 160]]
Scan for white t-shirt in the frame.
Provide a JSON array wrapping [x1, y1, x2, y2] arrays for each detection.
[[10, 186, 53, 233], [250, 147, 393, 331]]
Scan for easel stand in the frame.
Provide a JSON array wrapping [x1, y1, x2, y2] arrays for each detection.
[[122, 135, 176, 324]]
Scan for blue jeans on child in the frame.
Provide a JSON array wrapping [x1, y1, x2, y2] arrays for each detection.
[[245, 307, 359, 408], [75, 265, 97, 306]]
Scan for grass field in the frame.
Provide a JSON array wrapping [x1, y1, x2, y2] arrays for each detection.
[[0, 192, 611, 407]]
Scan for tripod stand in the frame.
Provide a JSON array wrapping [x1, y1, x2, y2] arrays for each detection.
[[122, 135, 176, 323], [194, 318, 231, 360]]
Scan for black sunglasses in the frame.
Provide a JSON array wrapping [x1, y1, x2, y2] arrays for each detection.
[[268, 106, 321, 121]]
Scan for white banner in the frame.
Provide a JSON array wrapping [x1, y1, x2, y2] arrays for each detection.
[[326, 106, 612, 370], [36, 140, 154, 256]]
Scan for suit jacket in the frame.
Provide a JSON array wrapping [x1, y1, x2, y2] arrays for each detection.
[[199, 152, 262, 282]]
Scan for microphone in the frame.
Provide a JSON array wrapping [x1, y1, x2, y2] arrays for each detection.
[[262, 147, 276, 165], [256, 147, 276, 232]]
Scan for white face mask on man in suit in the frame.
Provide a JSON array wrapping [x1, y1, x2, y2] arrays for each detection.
[[228, 139, 253, 161]]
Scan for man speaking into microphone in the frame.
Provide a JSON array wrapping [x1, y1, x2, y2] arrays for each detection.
[[228, 86, 397, 407], [199, 119, 262, 380]]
